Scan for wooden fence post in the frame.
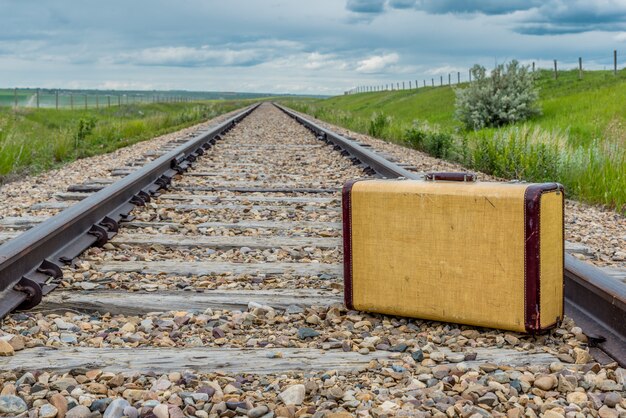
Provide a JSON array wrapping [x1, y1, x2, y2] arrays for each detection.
[[614, 50, 617, 75], [448, 73, 451, 85], [431, 78, 434, 87], [457, 72, 460, 84], [532, 62, 535, 72], [554, 60, 558, 79], [579, 57, 583, 80], [440, 75, 443, 86]]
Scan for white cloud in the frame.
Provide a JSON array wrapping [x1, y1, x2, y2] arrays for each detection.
[[303, 52, 348, 70], [425, 65, 467, 75], [98, 81, 156, 90], [356, 52, 399, 73], [615, 32, 626, 42], [116, 46, 262, 67]]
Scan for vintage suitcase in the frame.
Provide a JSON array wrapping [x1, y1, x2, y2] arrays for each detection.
[[342, 173, 564, 333]]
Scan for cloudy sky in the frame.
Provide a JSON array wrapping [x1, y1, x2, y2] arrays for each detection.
[[1, 0, 625, 95]]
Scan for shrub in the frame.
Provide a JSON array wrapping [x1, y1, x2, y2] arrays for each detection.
[[74, 116, 97, 147], [403, 121, 454, 159], [368, 112, 390, 137], [404, 122, 427, 149], [455, 60, 540, 130]]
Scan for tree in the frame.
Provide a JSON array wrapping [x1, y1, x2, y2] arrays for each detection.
[[455, 60, 540, 130]]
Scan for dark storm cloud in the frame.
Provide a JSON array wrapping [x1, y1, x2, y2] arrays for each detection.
[[396, 0, 626, 35], [387, 0, 416, 9], [411, 0, 541, 15], [346, 0, 386, 14], [514, 1, 626, 35]]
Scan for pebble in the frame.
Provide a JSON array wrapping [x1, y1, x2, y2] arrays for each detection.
[[90, 398, 111, 412], [40, 403, 59, 418], [102, 398, 130, 418], [247, 405, 269, 418], [297, 327, 319, 339], [123, 406, 139, 418], [603, 392, 622, 407], [411, 350, 424, 362], [60, 333, 78, 344], [566, 391, 588, 405], [278, 384, 306, 406], [66, 405, 92, 418], [534, 375, 557, 390], [574, 347, 593, 364], [543, 411, 564, 418], [446, 353, 464, 363], [285, 305, 304, 314], [50, 393, 68, 418], [477, 392, 498, 407], [0, 340, 15, 356], [153, 404, 169, 418], [16, 372, 35, 386], [389, 343, 408, 352], [0, 395, 28, 414], [598, 405, 619, 418]]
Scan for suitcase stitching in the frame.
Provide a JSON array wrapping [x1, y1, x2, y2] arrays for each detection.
[[347, 189, 353, 309], [524, 187, 529, 332]]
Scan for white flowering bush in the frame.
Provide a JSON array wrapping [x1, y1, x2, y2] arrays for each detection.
[[455, 60, 540, 130]]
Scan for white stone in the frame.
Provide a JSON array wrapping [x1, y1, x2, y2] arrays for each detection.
[[278, 384, 306, 406]]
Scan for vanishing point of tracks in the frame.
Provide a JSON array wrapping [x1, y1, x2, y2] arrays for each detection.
[[0, 103, 624, 418]]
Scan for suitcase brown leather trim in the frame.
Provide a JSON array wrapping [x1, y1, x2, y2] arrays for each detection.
[[344, 178, 564, 332], [524, 183, 564, 333], [342, 179, 362, 310]]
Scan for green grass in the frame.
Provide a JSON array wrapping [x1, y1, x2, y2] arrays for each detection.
[[280, 69, 626, 212], [0, 100, 251, 182]]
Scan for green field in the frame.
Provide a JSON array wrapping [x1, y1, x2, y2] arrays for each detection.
[[0, 100, 251, 182], [0, 88, 316, 109], [280, 69, 626, 212]]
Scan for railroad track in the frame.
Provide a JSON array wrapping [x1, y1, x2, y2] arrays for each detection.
[[0, 103, 624, 417]]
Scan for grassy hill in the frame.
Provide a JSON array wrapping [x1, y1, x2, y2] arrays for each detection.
[[281, 69, 626, 212]]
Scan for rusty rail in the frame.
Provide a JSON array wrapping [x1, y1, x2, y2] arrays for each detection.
[[0, 104, 259, 318]]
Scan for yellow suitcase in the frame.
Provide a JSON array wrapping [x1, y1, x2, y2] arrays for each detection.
[[342, 173, 564, 333]]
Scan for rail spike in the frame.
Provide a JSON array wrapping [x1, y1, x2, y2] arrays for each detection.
[[13, 277, 42, 311], [88, 224, 109, 247]]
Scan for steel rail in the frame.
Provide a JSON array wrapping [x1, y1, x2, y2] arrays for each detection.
[[275, 103, 626, 366], [273, 103, 420, 180], [0, 103, 260, 318]]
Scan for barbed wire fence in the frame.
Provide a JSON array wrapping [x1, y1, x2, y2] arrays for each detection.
[[345, 49, 623, 95], [0, 90, 199, 109]]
